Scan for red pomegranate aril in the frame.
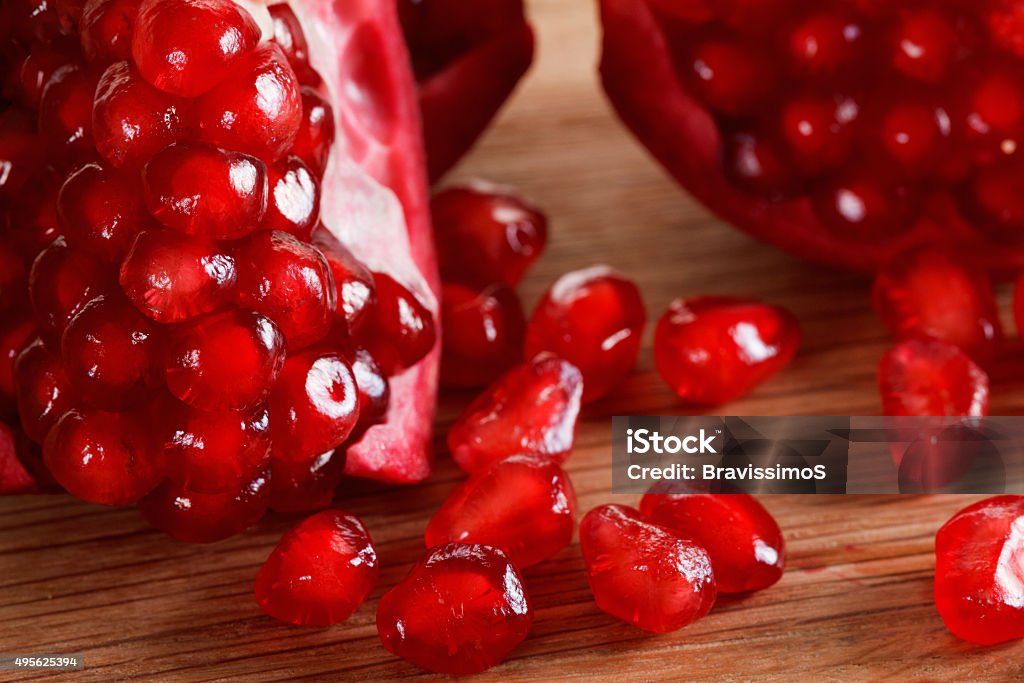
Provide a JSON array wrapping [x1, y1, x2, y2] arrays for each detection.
[[0, 313, 36, 398], [57, 162, 150, 263], [138, 471, 269, 543], [812, 174, 917, 241], [312, 229, 375, 334], [722, 130, 801, 199], [43, 407, 163, 505], [779, 95, 857, 174], [37, 63, 97, 168], [9, 182, 61, 262], [14, 338, 74, 443], [262, 156, 319, 240], [872, 248, 1001, 362], [654, 296, 800, 406], [131, 0, 260, 97], [195, 42, 303, 163], [879, 102, 951, 170], [268, 447, 346, 514], [964, 69, 1024, 143], [163, 309, 285, 412], [80, 0, 142, 68], [580, 504, 716, 633], [431, 184, 548, 287], [29, 237, 111, 345], [879, 339, 989, 417], [0, 243, 28, 312], [962, 158, 1024, 242], [892, 9, 959, 83], [255, 509, 379, 626], [351, 347, 389, 426], [92, 61, 188, 170], [441, 282, 525, 389], [448, 354, 583, 474], [0, 421, 35, 494], [267, 3, 320, 86], [235, 231, 335, 349], [143, 143, 269, 240], [0, 108, 42, 198], [361, 272, 435, 375], [426, 454, 576, 569], [935, 496, 1024, 645], [291, 86, 335, 178], [788, 11, 863, 76], [684, 39, 772, 117], [14, 40, 81, 108], [377, 544, 533, 675], [640, 491, 784, 594]]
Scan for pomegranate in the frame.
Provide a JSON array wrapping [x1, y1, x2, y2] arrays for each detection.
[[599, 0, 1024, 271], [0, 421, 35, 494]]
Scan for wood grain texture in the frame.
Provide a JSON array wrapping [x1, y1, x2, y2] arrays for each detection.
[[3, 0, 1024, 680]]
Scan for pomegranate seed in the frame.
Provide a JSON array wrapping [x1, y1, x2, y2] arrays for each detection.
[[291, 87, 335, 178], [268, 447, 347, 514], [312, 229, 376, 334], [262, 156, 319, 240], [526, 266, 644, 403], [143, 143, 269, 240], [195, 42, 303, 162], [654, 296, 800, 405], [131, 0, 260, 97], [351, 347, 389, 427], [879, 339, 989, 417], [80, 0, 142, 68], [9, 182, 62, 261], [163, 309, 285, 412], [377, 544, 533, 675], [0, 243, 28, 312], [426, 454, 576, 569], [0, 109, 43, 198], [14, 40, 81, 108], [722, 130, 801, 199], [255, 509, 379, 626], [43, 407, 163, 505], [788, 11, 863, 76], [779, 95, 857, 173], [361, 272, 435, 375], [0, 421, 35, 494], [138, 471, 269, 543], [962, 158, 1024, 242], [988, 1, 1024, 58], [640, 491, 784, 594], [14, 338, 74, 443], [267, 4, 320, 86], [580, 504, 716, 633], [935, 496, 1024, 645], [892, 9, 959, 83], [37, 63, 96, 168], [648, 0, 713, 23], [872, 249, 1001, 361], [448, 354, 583, 474], [431, 184, 547, 287], [234, 231, 335, 349], [57, 162, 151, 263], [0, 312, 35, 398], [441, 282, 525, 389], [812, 173, 918, 241], [685, 39, 772, 116], [29, 237, 112, 345]]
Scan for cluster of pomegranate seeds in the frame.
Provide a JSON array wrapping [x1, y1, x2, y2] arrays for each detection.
[[878, 339, 990, 417], [0, 0, 436, 537], [653, 296, 801, 405]]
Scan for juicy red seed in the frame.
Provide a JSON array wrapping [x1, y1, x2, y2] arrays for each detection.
[[962, 159, 1024, 241], [722, 130, 801, 199], [448, 354, 583, 474], [988, 2, 1024, 58], [878, 339, 989, 417], [788, 11, 863, 75], [15, 40, 81, 108], [580, 504, 716, 633], [431, 185, 548, 287], [262, 156, 319, 240], [441, 282, 525, 389], [57, 162, 150, 263], [61, 293, 153, 409], [195, 42, 303, 162], [648, 0, 713, 23], [640, 491, 784, 594], [6, 0, 63, 42], [268, 350, 358, 463], [779, 95, 857, 172], [965, 69, 1024, 140], [80, 0, 142, 68], [654, 296, 800, 405], [426, 455, 576, 569], [29, 237, 111, 345], [9, 182, 61, 261], [92, 61, 188, 170], [376, 544, 533, 676], [119, 229, 236, 322], [351, 347, 389, 426], [361, 272, 435, 375], [268, 4, 321, 86], [163, 309, 285, 412], [37, 63, 97, 168], [872, 248, 1001, 362], [312, 229, 376, 334], [0, 108, 44, 197], [880, 102, 950, 168], [138, 472, 269, 543], [43, 407, 163, 505], [255, 509, 379, 626], [935, 496, 1024, 646], [811, 174, 917, 241], [14, 338, 74, 443], [0, 312, 36, 398], [234, 231, 336, 350], [0, 243, 28, 312], [892, 9, 959, 82], [131, 0, 260, 97], [526, 266, 645, 403], [0, 420, 35, 494], [143, 143, 268, 240], [685, 39, 771, 116], [268, 447, 347, 514], [291, 87, 335, 178]]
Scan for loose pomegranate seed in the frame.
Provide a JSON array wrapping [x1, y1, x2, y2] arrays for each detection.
[[654, 296, 800, 405], [268, 447, 347, 514], [879, 339, 989, 417], [255, 509, 379, 626], [580, 504, 716, 633], [361, 272, 436, 375], [43, 407, 163, 505], [268, 349, 358, 463], [267, 4, 320, 86], [262, 156, 319, 240], [119, 229, 237, 323], [138, 471, 269, 543], [441, 282, 525, 389], [426, 454, 576, 569], [640, 491, 784, 594], [142, 144, 268, 240], [291, 87, 335, 178], [312, 229, 376, 334], [37, 63, 97, 168], [29, 237, 111, 345], [350, 347, 389, 427], [57, 162, 151, 263], [935, 496, 1024, 645], [526, 266, 645, 403], [431, 184, 547, 287], [234, 231, 336, 350], [448, 354, 583, 474], [131, 0, 260, 97], [14, 338, 74, 443], [377, 544, 533, 675], [163, 309, 285, 412], [195, 42, 303, 162], [80, 0, 142, 68], [0, 312, 35, 399], [872, 248, 1001, 362]]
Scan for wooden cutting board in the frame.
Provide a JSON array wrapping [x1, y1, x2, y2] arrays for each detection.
[[3, 1, 1024, 680]]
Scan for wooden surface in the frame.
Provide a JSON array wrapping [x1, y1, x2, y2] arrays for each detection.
[[3, 1, 1024, 680]]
